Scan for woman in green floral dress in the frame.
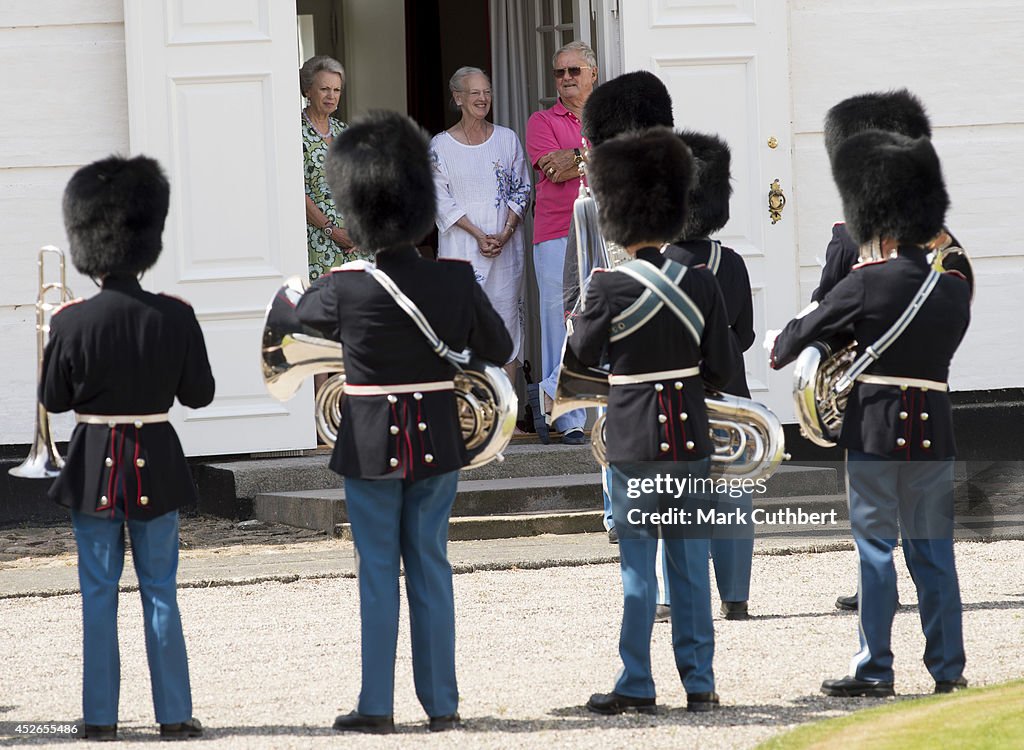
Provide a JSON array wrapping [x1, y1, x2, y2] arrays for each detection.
[[300, 55, 374, 278]]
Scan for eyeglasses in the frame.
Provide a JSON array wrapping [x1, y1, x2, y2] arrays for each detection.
[[553, 66, 591, 79]]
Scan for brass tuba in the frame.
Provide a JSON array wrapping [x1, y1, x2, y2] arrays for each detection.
[[553, 182, 786, 482], [261, 275, 517, 468], [792, 232, 974, 447], [10, 246, 75, 479]]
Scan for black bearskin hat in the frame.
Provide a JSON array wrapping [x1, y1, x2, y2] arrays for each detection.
[[589, 127, 695, 248], [824, 89, 931, 163], [832, 130, 948, 246], [62, 155, 169, 278], [582, 71, 674, 148], [676, 130, 732, 239], [325, 110, 435, 251]]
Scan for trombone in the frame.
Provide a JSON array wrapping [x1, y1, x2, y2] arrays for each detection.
[[9, 246, 75, 479]]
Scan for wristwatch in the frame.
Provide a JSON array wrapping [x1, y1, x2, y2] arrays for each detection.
[[573, 148, 585, 167], [324, 224, 335, 238]]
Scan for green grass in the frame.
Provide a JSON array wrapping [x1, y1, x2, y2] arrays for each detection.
[[757, 680, 1024, 750]]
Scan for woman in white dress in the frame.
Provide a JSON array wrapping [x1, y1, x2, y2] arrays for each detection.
[[430, 67, 531, 384]]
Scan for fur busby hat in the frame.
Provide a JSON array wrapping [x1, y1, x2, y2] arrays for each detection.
[[832, 130, 948, 246], [582, 71, 674, 148], [62, 155, 169, 278], [676, 130, 732, 239], [589, 127, 695, 248], [824, 89, 931, 163], [325, 110, 435, 251]]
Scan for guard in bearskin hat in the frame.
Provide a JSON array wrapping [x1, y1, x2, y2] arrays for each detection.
[[664, 131, 756, 621], [568, 127, 735, 715], [40, 154, 214, 740], [559, 70, 676, 540], [810, 89, 972, 612], [770, 130, 971, 698], [295, 111, 511, 734]]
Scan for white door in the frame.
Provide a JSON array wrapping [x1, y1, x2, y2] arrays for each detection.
[[620, 0, 799, 420], [123, 1, 315, 455]]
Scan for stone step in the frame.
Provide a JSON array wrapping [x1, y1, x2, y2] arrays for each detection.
[[253, 474, 850, 537]]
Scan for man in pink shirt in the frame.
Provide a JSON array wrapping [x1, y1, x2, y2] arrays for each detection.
[[525, 40, 598, 444]]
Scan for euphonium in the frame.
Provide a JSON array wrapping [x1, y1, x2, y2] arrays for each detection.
[[261, 275, 516, 468], [10, 246, 75, 479], [792, 232, 974, 447], [553, 181, 786, 482]]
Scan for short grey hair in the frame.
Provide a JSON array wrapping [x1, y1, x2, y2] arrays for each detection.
[[448, 66, 491, 110], [552, 40, 597, 69], [299, 55, 346, 97]]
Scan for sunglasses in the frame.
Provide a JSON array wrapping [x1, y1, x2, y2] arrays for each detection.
[[553, 66, 591, 79]]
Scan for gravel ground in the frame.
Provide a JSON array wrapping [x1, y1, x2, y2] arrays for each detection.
[[1, 540, 1022, 748]]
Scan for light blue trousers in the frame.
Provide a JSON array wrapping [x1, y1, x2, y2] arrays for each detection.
[[658, 490, 754, 605], [532, 237, 585, 433], [344, 471, 460, 717], [846, 452, 964, 683], [72, 509, 192, 726], [609, 461, 715, 697]]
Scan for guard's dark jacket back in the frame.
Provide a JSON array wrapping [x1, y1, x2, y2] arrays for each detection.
[[40, 275, 215, 518], [568, 246, 734, 463], [772, 247, 970, 458], [295, 246, 512, 479], [664, 239, 754, 398]]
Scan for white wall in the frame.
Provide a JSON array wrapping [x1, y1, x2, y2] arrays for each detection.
[[0, 0, 129, 445], [789, 0, 1024, 392], [342, 0, 407, 116]]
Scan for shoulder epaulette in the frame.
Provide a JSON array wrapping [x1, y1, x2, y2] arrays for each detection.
[[52, 297, 85, 316], [329, 259, 371, 273], [850, 258, 887, 270]]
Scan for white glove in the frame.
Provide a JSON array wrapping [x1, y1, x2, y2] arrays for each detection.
[[763, 328, 781, 352]]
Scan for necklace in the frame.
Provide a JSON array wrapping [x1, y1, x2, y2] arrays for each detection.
[[303, 109, 332, 140], [459, 120, 490, 146]]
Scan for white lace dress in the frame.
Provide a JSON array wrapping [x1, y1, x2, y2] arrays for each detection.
[[430, 125, 532, 362]]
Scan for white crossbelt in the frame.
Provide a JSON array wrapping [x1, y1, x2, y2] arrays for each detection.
[[76, 413, 170, 426], [344, 380, 455, 396], [855, 375, 948, 392], [608, 366, 701, 386]]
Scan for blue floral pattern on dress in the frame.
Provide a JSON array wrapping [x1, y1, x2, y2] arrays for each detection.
[[493, 159, 530, 212]]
